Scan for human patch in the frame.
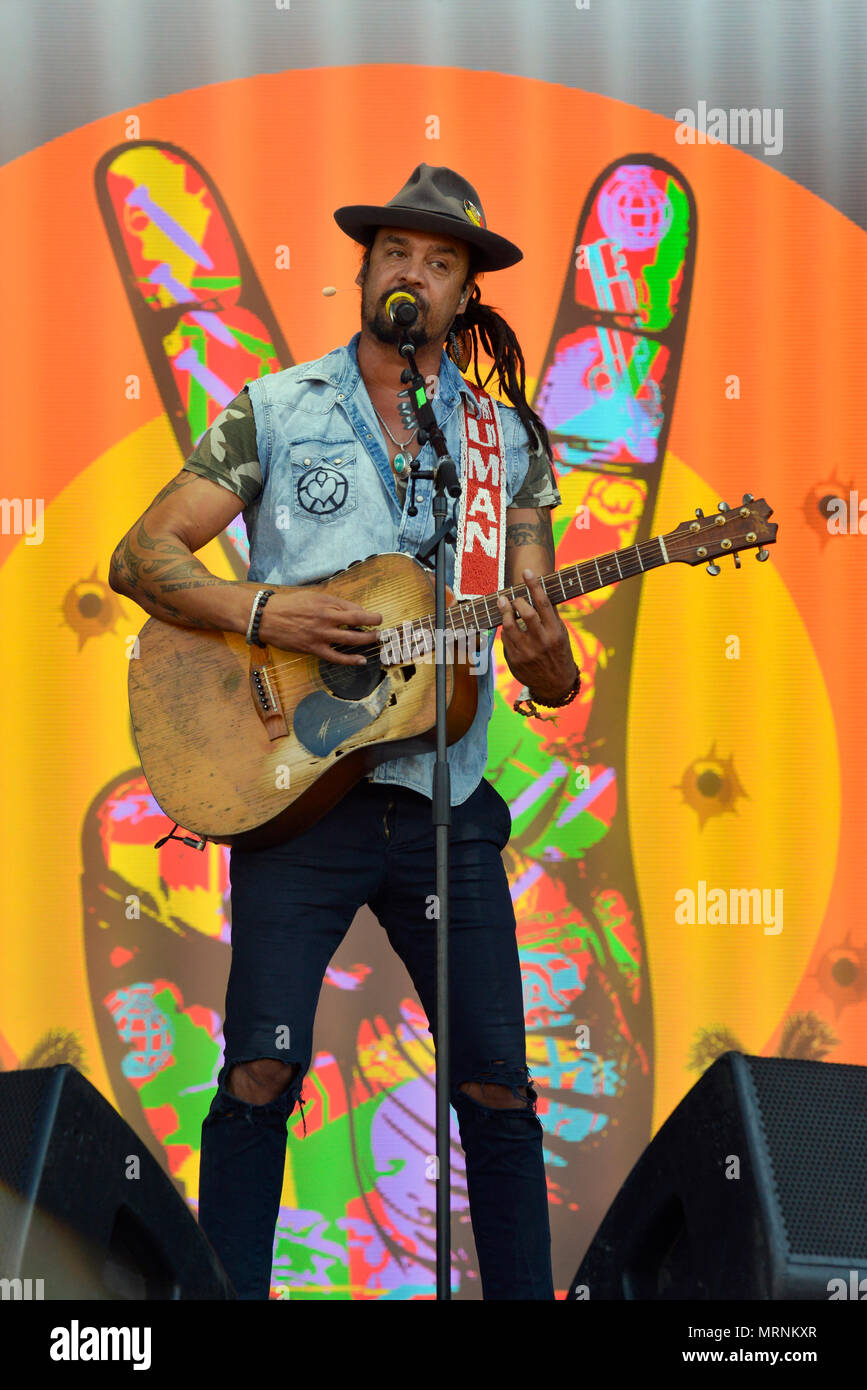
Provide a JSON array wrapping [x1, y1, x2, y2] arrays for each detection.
[[453, 381, 507, 597]]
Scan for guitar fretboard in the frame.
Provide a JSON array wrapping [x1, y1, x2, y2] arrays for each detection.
[[403, 532, 672, 642]]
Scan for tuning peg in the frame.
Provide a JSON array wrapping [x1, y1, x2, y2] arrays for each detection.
[[733, 553, 741, 569], [756, 548, 770, 561], [717, 501, 730, 512], [706, 561, 721, 576], [695, 507, 704, 518], [742, 492, 755, 503]]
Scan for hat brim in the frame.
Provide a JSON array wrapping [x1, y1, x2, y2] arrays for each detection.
[[333, 204, 523, 272]]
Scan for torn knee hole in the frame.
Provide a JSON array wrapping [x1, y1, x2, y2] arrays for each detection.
[[459, 1079, 533, 1110], [226, 1058, 299, 1100]]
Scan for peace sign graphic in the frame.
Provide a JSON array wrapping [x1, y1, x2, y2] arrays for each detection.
[[0, 69, 858, 1298]]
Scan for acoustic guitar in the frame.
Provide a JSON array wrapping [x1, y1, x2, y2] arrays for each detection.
[[128, 495, 777, 850]]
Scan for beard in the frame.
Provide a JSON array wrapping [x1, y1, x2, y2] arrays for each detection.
[[361, 282, 433, 349]]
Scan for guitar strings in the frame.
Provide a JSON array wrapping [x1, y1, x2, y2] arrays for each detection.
[[253, 519, 751, 686], [247, 516, 753, 694]]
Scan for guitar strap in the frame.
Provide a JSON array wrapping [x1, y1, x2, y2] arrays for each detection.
[[453, 380, 508, 599]]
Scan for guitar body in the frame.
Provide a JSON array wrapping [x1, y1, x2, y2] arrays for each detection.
[[127, 499, 777, 851], [128, 552, 479, 850]]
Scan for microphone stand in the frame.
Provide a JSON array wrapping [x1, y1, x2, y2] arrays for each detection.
[[395, 326, 461, 1301]]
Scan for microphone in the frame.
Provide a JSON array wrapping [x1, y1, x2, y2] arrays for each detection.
[[385, 290, 419, 326]]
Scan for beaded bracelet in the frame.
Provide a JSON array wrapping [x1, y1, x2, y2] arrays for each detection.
[[513, 665, 581, 719], [245, 589, 276, 647]]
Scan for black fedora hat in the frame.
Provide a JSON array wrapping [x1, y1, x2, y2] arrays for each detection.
[[333, 163, 522, 272]]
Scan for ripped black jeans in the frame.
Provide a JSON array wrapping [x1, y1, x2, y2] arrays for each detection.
[[197, 775, 554, 1300]]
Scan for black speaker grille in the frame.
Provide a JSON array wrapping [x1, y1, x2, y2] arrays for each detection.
[[0, 1066, 238, 1296], [746, 1057, 867, 1260], [0, 1070, 50, 1191]]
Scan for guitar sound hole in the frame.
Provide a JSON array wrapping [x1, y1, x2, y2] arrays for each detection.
[[319, 635, 385, 701]]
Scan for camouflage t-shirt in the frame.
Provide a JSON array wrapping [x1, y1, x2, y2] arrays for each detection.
[[182, 385, 561, 510]]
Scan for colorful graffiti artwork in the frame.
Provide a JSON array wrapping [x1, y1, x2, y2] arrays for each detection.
[[0, 69, 860, 1299]]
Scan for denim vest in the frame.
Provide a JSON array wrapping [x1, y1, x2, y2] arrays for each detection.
[[244, 332, 534, 805]]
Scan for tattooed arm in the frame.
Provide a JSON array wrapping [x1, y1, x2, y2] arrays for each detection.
[[499, 506, 578, 703], [109, 470, 261, 632], [110, 470, 384, 661], [504, 505, 556, 588]]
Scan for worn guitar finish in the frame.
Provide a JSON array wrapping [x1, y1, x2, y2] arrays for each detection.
[[129, 551, 477, 849], [128, 498, 777, 849]]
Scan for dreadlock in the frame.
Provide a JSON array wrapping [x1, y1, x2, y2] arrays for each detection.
[[357, 244, 551, 460], [446, 276, 552, 462]]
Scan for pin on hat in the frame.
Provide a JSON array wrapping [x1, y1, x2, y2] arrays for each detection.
[[333, 164, 522, 272]]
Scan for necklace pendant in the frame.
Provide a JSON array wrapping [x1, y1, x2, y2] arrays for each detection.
[[393, 452, 408, 474]]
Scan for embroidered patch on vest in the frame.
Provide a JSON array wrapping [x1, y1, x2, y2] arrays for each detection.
[[296, 465, 349, 516], [453, 382, 507, 599]]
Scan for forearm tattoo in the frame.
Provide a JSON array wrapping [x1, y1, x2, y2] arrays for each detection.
[[505, 509, 556, 573], [109, 472, 229, 629]]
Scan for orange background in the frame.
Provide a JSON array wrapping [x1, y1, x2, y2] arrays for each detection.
[[0, 65, 864, 1160]]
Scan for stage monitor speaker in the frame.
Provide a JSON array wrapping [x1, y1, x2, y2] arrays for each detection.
[[571, 1051, 867, 1300], [0, 1064, 235, 1299]]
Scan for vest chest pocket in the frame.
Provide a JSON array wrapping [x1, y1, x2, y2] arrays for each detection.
[[289, 441, 358, 524]]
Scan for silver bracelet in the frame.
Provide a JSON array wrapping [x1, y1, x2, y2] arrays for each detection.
[[245, 589, 269, 645]]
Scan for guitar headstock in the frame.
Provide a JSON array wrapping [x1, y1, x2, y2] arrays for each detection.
[[667, 495, 778, 574]]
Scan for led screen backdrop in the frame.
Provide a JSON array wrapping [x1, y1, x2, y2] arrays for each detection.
[[1, 48, 864, 1298]]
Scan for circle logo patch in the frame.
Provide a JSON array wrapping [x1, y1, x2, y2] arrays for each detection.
[[297, 465, 349, 516]]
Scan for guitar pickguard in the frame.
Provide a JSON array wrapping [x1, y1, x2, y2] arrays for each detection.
[[294, 676, 393, 758]]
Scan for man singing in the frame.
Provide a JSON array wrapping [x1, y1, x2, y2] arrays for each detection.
[[109, 164, 580, 1300]]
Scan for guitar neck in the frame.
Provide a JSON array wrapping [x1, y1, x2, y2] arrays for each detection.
[[450, 532, 673, 633]]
